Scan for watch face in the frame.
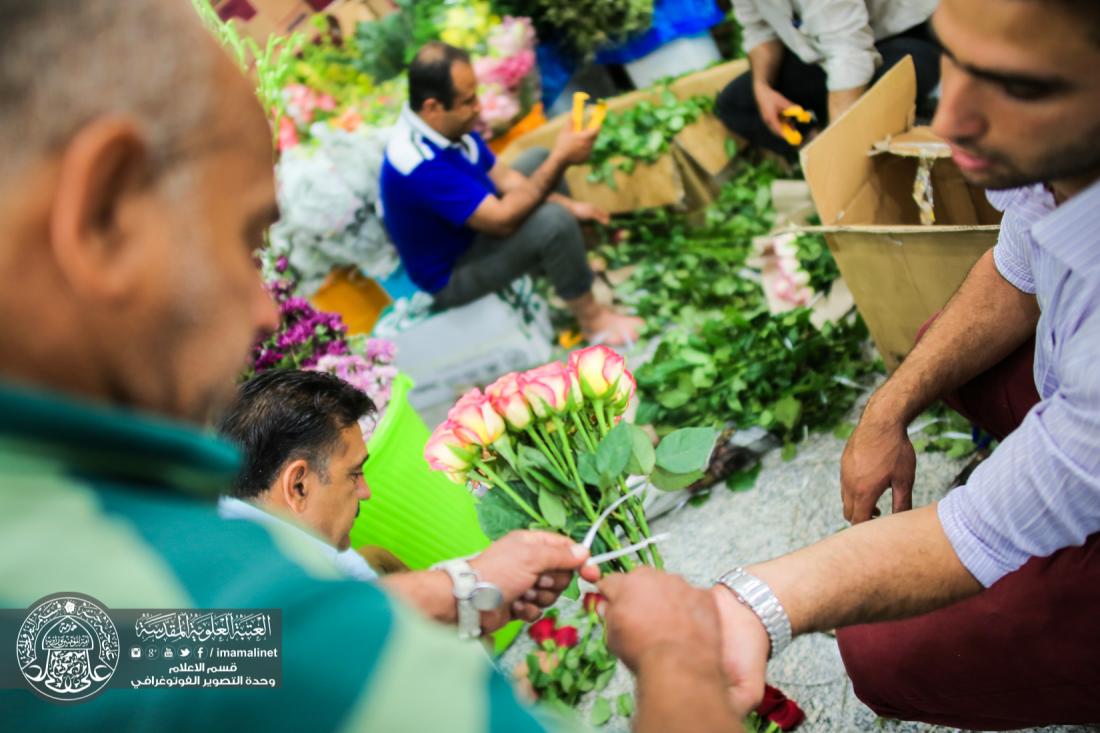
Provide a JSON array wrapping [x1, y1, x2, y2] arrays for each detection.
[[471, 585, 503, 612]]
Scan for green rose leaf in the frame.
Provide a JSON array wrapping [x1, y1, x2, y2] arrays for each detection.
[[650, 466, 704, 491], [476, 488, 530, 540], [562, 575, 580, 601], [577, 452, 602, 486], [596, 422, 633, 479], [617, 693, 635, 718], [726, 464, 761, 492], [832, 422, 856, 440], [773, 395, 803, 431], [655, 426, 719, 473], [538, 489, 567, 529], [624, 423, 656, 475], [591, 697, 612, 726], [657, 388, 691, 409], [518, 444, 569, 485]]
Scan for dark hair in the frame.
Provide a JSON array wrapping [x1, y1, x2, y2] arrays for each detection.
[[408, 41, 471, 111], [217, 370, 375, 499]]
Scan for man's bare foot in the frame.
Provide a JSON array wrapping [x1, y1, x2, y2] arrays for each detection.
[[581, 308, 644, 346], [565, 291, 644, 347]]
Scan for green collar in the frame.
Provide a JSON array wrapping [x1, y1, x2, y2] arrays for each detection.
[[0, 380, 240, 499]]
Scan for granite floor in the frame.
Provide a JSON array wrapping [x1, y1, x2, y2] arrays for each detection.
[[497, 391, 1099, 733]]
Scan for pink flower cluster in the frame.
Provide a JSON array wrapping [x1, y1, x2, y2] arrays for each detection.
[[424, 345, 635, 485], [283, 84, 337, 128], [770, 235, 814, 306], [488, 16, 536, 59], [472, 16, 538, 138], [477, 84, 522, 131], [474, 48, 535, 90]]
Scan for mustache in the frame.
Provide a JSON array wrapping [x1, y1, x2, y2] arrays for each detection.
[[948, 138, 1006, 164]]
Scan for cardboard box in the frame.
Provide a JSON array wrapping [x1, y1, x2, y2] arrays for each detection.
[[669, 59, 748, 176], [800, 57, 1001, 371], [497, 60, 749, 214], [498, 87, 680, 215]]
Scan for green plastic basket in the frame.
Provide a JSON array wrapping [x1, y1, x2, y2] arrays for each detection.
[[350, 373, 522, 653], [351, 373, 490, 568]]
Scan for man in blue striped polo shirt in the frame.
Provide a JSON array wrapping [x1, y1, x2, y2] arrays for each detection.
[[703, 0, 1100, 727], [380, 42, 643, 345], [0, 2, 747, 731]]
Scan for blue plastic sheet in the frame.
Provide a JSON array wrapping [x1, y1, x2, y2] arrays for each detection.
[[596, 0, 725, 65]]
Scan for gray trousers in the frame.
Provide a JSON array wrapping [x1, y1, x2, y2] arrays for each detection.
[[431, 148, 595, 310]]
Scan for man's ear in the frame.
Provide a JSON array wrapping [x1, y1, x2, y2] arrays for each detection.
[[278, 459, 312, 514], [49, 117, 153, 303], [420, 98, 443, 117]]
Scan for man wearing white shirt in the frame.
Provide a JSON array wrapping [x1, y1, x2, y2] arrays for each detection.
[[716, 0, 940, 153], [217, 368, 602, 633]]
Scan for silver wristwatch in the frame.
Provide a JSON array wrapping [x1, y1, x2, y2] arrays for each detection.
[[437, 559, 504, 640], [715, 567, 792, 659]]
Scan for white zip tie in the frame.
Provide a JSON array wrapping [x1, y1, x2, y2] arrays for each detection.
[[583, 484, 647, 550], [587, 533, 670, 566]]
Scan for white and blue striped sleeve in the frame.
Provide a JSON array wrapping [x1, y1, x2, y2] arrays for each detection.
[[937, 312, 1100, 587]]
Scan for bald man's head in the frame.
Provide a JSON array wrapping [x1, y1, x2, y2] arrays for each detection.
[[0, 0, 280, 423], [0, 1, 215, 177]]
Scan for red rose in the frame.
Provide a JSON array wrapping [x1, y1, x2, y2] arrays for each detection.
[[528, 617, 556, 644], [754, 685, 805, 731], [551, 625, 579, 648], [582, 592, 605, 614], [754, 684, 787, 717], [767, 699, 805, 731]]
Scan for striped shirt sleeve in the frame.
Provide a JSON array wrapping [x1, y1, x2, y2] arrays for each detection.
[[938, 310, 1100, 587], [989, 188, 1038, 294]]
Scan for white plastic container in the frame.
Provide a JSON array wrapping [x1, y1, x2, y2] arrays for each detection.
[[373, 277, 554, 414], [623, 33, 722, 88]]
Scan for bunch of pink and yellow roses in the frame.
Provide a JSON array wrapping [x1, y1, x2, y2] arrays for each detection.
[[425, 345, 718, 571]]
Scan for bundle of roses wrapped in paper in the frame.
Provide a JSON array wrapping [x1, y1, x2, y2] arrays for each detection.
[[425, 345, 719, 571]]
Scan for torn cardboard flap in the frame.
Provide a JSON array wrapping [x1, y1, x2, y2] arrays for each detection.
[[870, 127, 952, 159], [498, 59, 749, 213], [563, 154, 684, 214], [799, 57, 1002, 371]]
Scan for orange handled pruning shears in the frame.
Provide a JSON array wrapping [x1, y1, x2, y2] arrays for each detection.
[[572, 92, 607, 131], [779, 105, 816, 147], [572, 91, 590, 130]]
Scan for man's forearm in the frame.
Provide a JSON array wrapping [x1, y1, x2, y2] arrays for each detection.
[[633, 646, 743, 733], [498, 152, 570, 227], [379, 570, 457, 624], [749, 504, 981, 635], [748, 39, 785, 88], [865, 250, 1039, 427]]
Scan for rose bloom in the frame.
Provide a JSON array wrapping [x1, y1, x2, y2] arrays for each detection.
[[528, 616, 556, 644], [519, 362, 573, 418], [569, 344, 627, 401]]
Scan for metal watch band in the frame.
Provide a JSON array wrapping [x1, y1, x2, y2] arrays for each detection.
[[715, 567, 792, 659], [436, 559, 483, 640]]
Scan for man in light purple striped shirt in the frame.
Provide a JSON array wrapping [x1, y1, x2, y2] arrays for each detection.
[[702, 0, 1100, 727]]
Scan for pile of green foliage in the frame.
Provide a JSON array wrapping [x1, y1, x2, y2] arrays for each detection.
[[491, 0, 654, 60], [599, 162, 880, 450], [586, 91, 714, 188]]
